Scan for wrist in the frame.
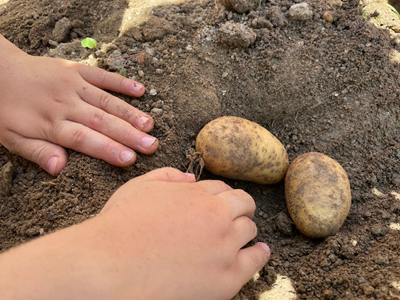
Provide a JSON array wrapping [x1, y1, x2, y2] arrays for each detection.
[[0, 34, 29, 69], [0, 216, 115, 300]]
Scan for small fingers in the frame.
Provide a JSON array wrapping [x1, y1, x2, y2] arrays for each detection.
[[217, 189, 256, 219], [67, 105, 158, 155], [50, 121, 138, 167], [2, 132, 68, 175], [77, 64, 146, 97], [235, 243, 271, 287], [141, 167, 196, 183], [232, 216, 258, 249], [77, 86, 154, 133], [194, 180, 233, 195]]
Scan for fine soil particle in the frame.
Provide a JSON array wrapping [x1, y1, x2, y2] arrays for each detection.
[[1, 0, 400, 299]]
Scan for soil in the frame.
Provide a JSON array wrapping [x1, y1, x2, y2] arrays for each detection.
[[1, 0, 400, 299]]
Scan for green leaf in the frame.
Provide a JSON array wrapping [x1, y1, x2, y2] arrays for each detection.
[[81, 37, 97, 49]]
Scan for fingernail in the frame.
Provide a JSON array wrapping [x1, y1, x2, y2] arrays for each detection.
[[120, 150, 135, 163], [138, 116, 150, 130], [141, 136, 156, 149], [257, 242, 271, 256], [131, 82, 144, 93], [47, 156, 59, 176]]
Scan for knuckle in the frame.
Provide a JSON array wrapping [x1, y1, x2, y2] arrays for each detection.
[[70, 128, 89, 148], [89, 112, 106, 129], [249, 219, 258, 238], [124, 127, 136, 141], [214, 180, 231, 190], [97, 68, 108, 84], [118, 76, 127, 90], [102, 140, 117, 156], [98, 92, 113, 110], [237, 189, 256, 210], [122, 107, 134, 122], [30, 143, 49, 165], [46, 121, 63, 143]]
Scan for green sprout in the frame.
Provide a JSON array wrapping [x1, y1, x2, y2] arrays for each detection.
[[383, 2, 400, 20], [81, 37, 97, 49]]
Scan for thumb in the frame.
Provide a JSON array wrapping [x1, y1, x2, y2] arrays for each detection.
[[141, 167, 196, 183], [236, 242, 271, 287], [4, 135, 68, 176]]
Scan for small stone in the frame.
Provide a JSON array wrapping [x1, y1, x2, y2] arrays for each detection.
[[323, 11, 334, 23], [145, 47, 155, 56], [359, 283, 374, 296], [288, 3, 313, 21], [155, 69, 164, 74], [138, 70, 145, 78], [151, 108, 164, 115], [48, 40, 59, 47], [149, 89, 157, 96]]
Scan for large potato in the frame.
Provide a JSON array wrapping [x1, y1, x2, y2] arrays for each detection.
[[195, 116, 289, 184], [285, 152, 351, 238]]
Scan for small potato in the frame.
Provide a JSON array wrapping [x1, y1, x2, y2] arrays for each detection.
[[196, 116, 289, 184], [285, 152, 351, 238]]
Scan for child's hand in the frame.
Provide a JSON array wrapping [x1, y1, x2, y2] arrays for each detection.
[[0, 35, 158, 175], [96, 167, 271, 300], [0, 168, 270, 300]]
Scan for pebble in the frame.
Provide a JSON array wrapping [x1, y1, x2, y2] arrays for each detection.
[[288, 3, 313, 21], [138, 70, 145, 77], [145, 47, 155, 56], [149, 89, 158, 96], [151, 108, 164, 115]]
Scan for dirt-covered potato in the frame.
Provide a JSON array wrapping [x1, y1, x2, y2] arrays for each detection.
[[285, 152, 351, 238], [196, 116, 289, 184]]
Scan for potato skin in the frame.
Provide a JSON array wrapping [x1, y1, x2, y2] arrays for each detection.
[[195, 116, 289, 184], [285, 152, 351, 238]]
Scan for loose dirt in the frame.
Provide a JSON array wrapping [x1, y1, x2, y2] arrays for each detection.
[[1, 0, 400, 299]]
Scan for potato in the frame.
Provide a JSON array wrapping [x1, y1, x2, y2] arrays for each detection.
[[285, 152, 351, 238], [195, 116, 289, 184]]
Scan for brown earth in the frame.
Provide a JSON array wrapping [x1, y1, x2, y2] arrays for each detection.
[[1, 0, 400, 299]]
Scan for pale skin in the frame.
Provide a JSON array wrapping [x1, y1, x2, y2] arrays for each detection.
[[0, 167, 271, 300], [0, 34, 158, 175], [0, 36, 271, 299]]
